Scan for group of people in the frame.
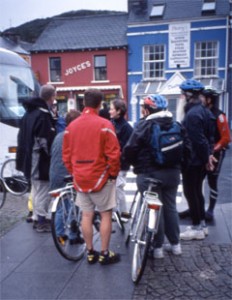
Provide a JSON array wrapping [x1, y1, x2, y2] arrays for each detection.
[[16, 79, 230, 265]]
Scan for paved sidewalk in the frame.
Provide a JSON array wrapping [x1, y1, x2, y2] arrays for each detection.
[[1, 149, 232, 299]]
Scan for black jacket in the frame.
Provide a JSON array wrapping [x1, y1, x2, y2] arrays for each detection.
[[183, 101, 215, 166], [123, 111, 191, 174], [16, 97, 56, 181], [111, 117, 133, 171]]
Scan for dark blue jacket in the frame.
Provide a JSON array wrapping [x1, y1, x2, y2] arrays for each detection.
[[183, 101, 215, 166], [111, 117, 133, 171]]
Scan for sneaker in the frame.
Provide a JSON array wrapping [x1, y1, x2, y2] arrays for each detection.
[[180, 226, 205, 241], [163, 243, 182, 255], [202, 226, 209, 236], [98, 250, 120, 265], [153, 247, 164, 259], [178, 209, 190, 219], [26, 211, 33, 223], [57, 235, 68, 245], [69, 236, 85, 245], [120, 217, 129, 223], [33, 220, 38, 229], [205, 210, 214, 222], [36, 223, 51, 233], [87, 250, 99, 264]]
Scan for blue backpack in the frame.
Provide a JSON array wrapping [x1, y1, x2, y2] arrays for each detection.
[[150, 121, 184, 166]]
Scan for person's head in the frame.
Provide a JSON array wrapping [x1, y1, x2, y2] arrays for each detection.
[[140, 94, 168, 117], [40, 84, 56, 107], [84, 89, 103, 109], [51, 99, 58, 116], [201, 86, 220, 108], [65, 109, 81, 126], [179, 79, 204, 102], [109, 98, 127, 119]]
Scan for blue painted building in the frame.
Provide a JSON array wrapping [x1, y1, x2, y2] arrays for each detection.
[[127, 0, 231, 126]]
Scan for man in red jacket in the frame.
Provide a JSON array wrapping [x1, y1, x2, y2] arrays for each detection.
[[63, 89, 121, 265]]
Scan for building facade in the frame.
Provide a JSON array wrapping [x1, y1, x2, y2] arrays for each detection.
[[127, 0, 231, 126], [31, 13, 128, 115]]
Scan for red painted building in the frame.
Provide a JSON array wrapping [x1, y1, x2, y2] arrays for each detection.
[[31, 13, 128, 115]]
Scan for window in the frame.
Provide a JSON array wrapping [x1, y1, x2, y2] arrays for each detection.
[[194, 41, 218, 78], [150, 5, 165, 17], [94, 55, 107, 81], [202, 0, 216, 13], [49, 57, 61, 82], [143, 45, 165, 80]]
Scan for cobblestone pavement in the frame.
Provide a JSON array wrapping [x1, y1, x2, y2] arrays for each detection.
[[0, 193, 29, 237], [133, 241, 232, 300]]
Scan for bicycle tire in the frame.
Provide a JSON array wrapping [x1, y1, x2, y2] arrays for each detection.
[[131, 209, 151, 284], [1, 158, 29, 196], [0, 179, 7, 209], [125, 190, 141, 246], [51, 189, 86, 261], [113, 210, 125, 232]]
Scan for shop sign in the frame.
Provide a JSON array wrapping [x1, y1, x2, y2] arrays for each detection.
[[65, 61, 91, 76]]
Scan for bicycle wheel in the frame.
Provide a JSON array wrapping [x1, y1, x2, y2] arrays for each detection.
[[0, 179, 7, 209], [113, 210, 124, 232], [125, 190, 141, 245], [1, 158, 29, 196], [131, 208, 151, 284], [51, 189, 86, 261]]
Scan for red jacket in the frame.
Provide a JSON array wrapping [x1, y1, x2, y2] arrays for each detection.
[[62, 107, 120, 192]]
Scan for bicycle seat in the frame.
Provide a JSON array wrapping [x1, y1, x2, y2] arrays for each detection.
[[145, 177, 162, 187], [64, 175, 73, 183]]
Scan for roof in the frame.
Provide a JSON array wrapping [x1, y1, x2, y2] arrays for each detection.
[[0, 36, 29, 55], [32, 13, 128, 52], [128, 0, 230, 24]]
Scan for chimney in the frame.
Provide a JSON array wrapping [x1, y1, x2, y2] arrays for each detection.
[[128, 0, 147, 12]]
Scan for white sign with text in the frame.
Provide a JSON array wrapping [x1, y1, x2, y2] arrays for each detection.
[[169, 23, 190, 68]]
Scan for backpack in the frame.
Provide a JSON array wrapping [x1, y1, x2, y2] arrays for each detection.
[[150, 121, 184, 166]]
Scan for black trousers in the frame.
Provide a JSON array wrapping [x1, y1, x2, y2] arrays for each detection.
[[182, 166, 206, 226]]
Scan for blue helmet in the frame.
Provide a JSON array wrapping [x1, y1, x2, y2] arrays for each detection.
[[143, 94, 168, 110], [179, 79, 204, 92]]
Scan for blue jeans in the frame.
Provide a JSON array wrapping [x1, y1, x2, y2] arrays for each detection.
[[55, 199, 77, 240], [136, 168, 180, 248]]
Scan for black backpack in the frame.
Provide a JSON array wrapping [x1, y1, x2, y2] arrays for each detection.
[[150, 121, 184, 166]]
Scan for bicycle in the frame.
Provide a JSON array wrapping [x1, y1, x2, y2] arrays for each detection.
[[49, 177, 86, 262], [128, 178, 163, 284], [1, 158, 30, 196], [0, 158, 30, 209], [49, 176, 124, 261]]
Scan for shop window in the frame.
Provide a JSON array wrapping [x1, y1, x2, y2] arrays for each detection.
[[49, 57, 61, 82], [94, 55, 107, 81], [143, 45, 165, 80], [194, 41, 218, 78]]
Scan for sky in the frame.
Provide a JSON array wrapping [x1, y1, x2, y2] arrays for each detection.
[[0, 0, 128, 31]]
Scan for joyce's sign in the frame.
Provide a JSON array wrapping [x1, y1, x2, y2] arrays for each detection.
[[169, 23, 190, 68], [65, 61, 91, 76]]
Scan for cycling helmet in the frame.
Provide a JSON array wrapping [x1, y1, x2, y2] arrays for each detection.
[[179, 79, 204, 92], [202, 86, 220, 97], [143, 94, 168, 110]]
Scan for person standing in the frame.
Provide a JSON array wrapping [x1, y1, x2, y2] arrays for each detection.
[[201, 86, 231, 221], [62, 89, 121, 265], [16, 84, 57, 233], [179, 79, 216, 240], [109, 98, 133, 217], [123, 94, 187, 258]]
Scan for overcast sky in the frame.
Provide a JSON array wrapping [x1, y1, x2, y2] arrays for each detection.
[[0, 0, 128, 31]]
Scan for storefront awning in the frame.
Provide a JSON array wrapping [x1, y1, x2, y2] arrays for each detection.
[[56, 85, 123, 97]]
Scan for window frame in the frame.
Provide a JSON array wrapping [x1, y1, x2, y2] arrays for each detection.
[[143, 44, 165, 80], [194, 41, 219, 78], [94, 55, 107, 81], [49, 57, 61, 82]]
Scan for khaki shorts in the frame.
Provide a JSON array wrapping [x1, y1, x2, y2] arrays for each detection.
[[75, 180, 116, 212]]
